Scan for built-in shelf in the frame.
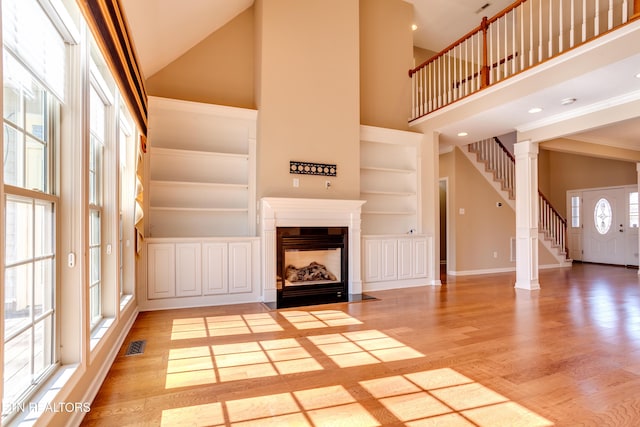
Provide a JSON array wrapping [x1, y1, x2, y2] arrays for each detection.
[[146, 96, 257, 238], [152, 146, 250, 159], [359, 125, 422, 235], [360, 166, 415, 174], [360, 190, 415, 196], [363, 211, 418, 215], [150, 207, 249, 213], [150, 180, 249, 189]]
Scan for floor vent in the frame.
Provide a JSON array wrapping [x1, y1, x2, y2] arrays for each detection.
[[125, 340, 146, 356]]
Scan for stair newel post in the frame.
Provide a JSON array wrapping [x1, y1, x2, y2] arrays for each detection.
[[481, 16, 490, 88]]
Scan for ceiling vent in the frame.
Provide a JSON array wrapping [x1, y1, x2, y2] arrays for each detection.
[[475, 3, 491, 14]]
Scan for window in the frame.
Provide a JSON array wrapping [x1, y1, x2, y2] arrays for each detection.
[[629, 192, 638, 228], [594, 198, 612, 235], [571, 195, 580, 228], [3, 0, 140, 422], [118, 110, 133, 301], [3, 34, 59, 418], [88, 83, 107, 329]]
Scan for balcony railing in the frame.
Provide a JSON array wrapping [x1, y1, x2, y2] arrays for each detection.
[[409, 0, 638, 121]]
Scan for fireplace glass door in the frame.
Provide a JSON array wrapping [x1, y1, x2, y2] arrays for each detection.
[[277, 227, 348, 307]]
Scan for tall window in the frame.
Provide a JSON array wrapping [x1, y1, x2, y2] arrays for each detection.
[[629, 192, 638, 228], [88, 83, 106, 329], [571, 195, 581, 228], [2, 3, 61, 413], [118, 110, 133, 301]]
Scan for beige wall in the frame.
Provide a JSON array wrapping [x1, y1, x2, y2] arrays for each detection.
[[439, 151, 455, 267], [145, 0, 420, 200], [413, 46, 436, 67], [440, 148, 557, 273], [146, 7, 255, 109], [452, 148, 515, 271], [359, 0, 413, 130], [540, 148, 637, 217], [255, 0, 360, 199]]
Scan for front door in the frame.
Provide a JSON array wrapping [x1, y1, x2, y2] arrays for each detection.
[[582, 187, 626, 265]]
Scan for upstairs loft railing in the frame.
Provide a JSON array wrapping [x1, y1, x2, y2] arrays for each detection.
[[409, 0, 639, 121], [468, 137, 568, 258]]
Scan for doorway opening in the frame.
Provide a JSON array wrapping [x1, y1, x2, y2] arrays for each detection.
[[439, 178, 448, 283]]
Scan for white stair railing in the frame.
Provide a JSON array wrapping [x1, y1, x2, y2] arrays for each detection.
[[410, 0, 635, 120], [468, 137, 568, 258]]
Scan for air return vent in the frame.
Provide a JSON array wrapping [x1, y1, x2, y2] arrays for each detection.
[[475, 3, 491, 13], [124, 340, 146, 356]]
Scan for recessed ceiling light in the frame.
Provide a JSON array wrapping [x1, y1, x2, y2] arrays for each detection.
[[561, 97, 577, 105], [457, 132, 468, 137], [411, 24, 418, 31], [528, 107, 543, 114], [636, 72, 640, 79]]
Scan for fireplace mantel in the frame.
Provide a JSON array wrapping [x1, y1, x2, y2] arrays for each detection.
[[260, 198, 366, 304]]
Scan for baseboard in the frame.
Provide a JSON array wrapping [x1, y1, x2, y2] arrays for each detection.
[[139, 292, 261, 311], [449, 263, 570, 276], [363, 278, 429, 292], [448, 267, 515, 276]]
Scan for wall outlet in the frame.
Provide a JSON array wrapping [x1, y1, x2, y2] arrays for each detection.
[[293, 178, 299, 188], [325, 180, 331, 189], [493, 251, 498, 258]]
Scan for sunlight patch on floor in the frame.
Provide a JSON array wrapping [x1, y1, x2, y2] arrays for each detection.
[[308, 329, 424, 368], [360, 368, 554, 426], [280, 310, 363, 329], [162, 310, 552, 426], [161, 385, 379, 427], [161, 368, 553, 426], [165, 345, 216, 388], [170, 317, 208, 340], [170, 313, 284, 341]]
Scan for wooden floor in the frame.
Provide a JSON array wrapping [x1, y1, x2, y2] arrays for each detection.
[[81, 263, 640, 426]]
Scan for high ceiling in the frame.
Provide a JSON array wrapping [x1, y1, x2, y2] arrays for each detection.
[[120, 0, 253, 77], [121, 0, 516, 79], [120, 0, 640, 156]]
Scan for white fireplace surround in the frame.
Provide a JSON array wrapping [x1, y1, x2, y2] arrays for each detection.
[[260, 197, 366, 303]]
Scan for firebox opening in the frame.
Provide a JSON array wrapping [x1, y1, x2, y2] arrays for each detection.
[[276, 227, 348, 308]]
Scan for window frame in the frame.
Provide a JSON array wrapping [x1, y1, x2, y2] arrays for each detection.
[[2, 52, 60, 421], [87, 60, 115, 331]]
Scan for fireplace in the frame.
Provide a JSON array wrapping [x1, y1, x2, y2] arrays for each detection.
[[260, 198, 366, 308], [277, 227, 348, 308]]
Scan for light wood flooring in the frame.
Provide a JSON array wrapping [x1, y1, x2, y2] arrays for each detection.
[[81, 263, 640, 426]]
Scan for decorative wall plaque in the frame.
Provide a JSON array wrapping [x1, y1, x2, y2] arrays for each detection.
[[290, 161, 337, 177]]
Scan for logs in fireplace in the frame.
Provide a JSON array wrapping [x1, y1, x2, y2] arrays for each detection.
[[276, 227, 348, 308]]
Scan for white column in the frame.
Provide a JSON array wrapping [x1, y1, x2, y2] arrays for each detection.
[[421, 131, 441, 286], [514, 140, 540, 290], [637, 163, 640, 275], [260, 201, 278, 303]]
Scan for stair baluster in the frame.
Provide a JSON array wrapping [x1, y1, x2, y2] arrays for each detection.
[[467, 137, 568, 259]]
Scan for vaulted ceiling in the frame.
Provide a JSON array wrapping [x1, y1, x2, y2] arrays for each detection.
[[121, 0, 516, 79], [119, 0, 640, 156]]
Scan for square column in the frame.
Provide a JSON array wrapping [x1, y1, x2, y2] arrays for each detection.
[[420, 131, 441, 286], [514, 140, 540, 290], [637, 163, 640, 275]]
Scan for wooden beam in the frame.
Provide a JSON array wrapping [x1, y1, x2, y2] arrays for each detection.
[[76, 0, 148, 137]]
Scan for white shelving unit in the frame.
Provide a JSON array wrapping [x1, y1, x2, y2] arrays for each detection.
[[146, 96, 257, 238], [359, 125, 422, 235]]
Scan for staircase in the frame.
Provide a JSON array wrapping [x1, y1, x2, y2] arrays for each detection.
[[465, 137, 571, 266]]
